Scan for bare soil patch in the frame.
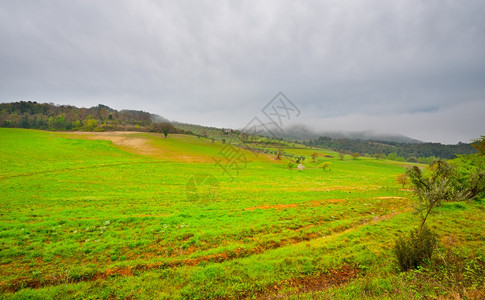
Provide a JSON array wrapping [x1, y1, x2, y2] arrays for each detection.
[[309, 199, 346, 206], [65, 131, 213, 162], [257, 265, 359, 299], [245, 203, 299, 211], [67, 131, 160, 156]]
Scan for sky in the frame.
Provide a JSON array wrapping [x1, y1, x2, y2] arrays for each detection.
[[1, 0, 484, 144]]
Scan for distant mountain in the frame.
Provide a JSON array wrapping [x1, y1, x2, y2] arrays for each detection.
[[282, 124, 476, 161], [279, 124, 422, 144]]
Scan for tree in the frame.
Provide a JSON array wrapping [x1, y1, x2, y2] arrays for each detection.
[[276, 147, 283, 160], [471, 136, 485, 155], [407, 157, 418, 163], [47, 116, 55, 130], [84, 115, 98, 131], [374, 153, 384, 160], [152, 122, 175, 138], [351, 152, 360, 160], [99, 108, 109, 121], [338, 152, 345, 160], [396, 173, 408, 188], [72, 120, 82, 129], [406, 160, 470, 234], [394, 161, 459, 272], [54, 115, 66, 130], [406, 159, 485, 234], [311, 152, 319, 162]]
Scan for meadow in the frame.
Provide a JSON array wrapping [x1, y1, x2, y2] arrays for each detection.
[[0, 128, 483, 299]]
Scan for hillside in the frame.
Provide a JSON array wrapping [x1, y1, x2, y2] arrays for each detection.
[[0, 101, 155, 131], [307, 136, 477, 161], [0, 101, 478, 162], [0, 128, 483, 298]]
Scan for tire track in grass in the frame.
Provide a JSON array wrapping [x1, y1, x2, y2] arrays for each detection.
[[1, 207, 411, 293]]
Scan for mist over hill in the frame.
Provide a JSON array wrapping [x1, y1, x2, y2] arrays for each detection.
[[278, 124, 422, 144], [150, 114, 170, 124], [0, 101, 477, 161]]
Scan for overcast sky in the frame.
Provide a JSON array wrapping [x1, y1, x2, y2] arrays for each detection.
[[1, 0, 484, 143]]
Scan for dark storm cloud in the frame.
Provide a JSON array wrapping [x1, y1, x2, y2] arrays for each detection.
[[1, 0, 484, 143]]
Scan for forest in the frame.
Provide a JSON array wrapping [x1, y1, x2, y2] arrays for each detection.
[[0, 101, 153, 131], [306, 136, 477, 161]]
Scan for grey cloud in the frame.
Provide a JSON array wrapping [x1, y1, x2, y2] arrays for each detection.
[[1, 0, 484, 143]]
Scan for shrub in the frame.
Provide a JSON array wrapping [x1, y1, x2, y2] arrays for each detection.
[[394, 225, 437, 271]]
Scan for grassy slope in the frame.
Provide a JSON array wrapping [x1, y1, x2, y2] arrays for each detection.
[[0, 128, 483, 299]]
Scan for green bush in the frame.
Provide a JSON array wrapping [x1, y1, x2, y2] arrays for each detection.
[[394, 225, 437, 271]]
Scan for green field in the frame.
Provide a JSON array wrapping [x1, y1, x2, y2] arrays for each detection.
[[0, 128, 483, 299]]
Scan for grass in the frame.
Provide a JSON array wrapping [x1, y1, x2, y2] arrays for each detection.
[[0, 128, 483, 299]]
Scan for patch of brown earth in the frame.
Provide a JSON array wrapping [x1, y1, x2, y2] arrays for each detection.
[[67, 131, 161, 157], [257, 265, 359, 299], [309, 186, 379, 192], [245, 203, 298, 211], [309, 199, 346, 206], [65, 131, 213, 162], [3, 208, 409, 293], [105, 267, 132, 277]]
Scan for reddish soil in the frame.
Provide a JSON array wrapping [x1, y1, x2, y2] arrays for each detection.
[[309, 199, 346, 206], [105, 267, 133, 277], [256, 265, 359, 298], [2, 208, 409, 293], [245, 203, 298, 211]]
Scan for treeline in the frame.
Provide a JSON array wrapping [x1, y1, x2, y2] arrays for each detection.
[[307, 136, 477, 161], [0, 101, 153, 131]]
